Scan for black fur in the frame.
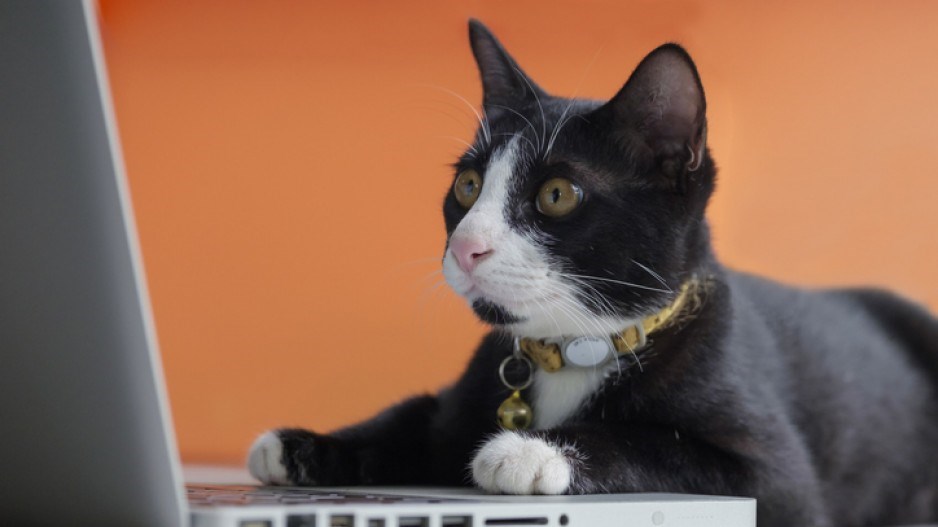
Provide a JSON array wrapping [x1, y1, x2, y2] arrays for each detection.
[[472, 299, 523, 325], [264, 20, 938, 527]]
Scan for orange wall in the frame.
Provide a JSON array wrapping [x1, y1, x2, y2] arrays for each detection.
[[98, 1, 938, 463]]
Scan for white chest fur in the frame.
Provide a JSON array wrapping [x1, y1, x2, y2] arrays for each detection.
[[530, 362, 618, 429]]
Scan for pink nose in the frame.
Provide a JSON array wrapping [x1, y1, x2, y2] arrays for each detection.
[[449, 235, 493, 273]]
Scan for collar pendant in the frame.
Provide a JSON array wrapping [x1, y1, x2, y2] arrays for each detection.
[[496, 351, 534, 430]]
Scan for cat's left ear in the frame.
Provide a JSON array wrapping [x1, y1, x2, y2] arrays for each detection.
[[598, 44, 708, 183]]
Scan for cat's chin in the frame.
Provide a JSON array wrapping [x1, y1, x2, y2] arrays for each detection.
[[471, 299, 525, 325]]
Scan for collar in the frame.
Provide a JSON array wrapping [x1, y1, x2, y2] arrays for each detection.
[[515, 277, 705, 373], [495, 277, 708, 430]]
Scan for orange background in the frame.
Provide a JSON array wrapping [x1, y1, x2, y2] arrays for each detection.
[[98, 1, 938, 464]]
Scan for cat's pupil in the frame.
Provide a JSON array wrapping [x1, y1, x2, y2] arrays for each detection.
[[465, 182, 475, 194], [551, 187, 561, 203]]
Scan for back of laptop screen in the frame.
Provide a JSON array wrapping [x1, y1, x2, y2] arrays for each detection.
[[0, 1, 185, 525]]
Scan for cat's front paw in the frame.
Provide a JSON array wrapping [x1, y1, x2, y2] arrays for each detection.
[[471, 431, 577, 495], [247, 431, 293, 485], [248, 428, 354, 486]]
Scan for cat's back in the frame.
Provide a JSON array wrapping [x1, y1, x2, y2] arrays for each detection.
[[725, 269, 938, 380], [723, 269, 938, 523]]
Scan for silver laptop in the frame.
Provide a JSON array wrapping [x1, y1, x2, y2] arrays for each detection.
[[0, 2, 755, 526]]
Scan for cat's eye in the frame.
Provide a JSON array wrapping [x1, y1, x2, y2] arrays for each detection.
[[453, 169, 482, 209], [536, 177, 582, 217]]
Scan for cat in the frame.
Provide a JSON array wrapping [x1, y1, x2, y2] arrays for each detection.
[[247, 20, 938, 527]]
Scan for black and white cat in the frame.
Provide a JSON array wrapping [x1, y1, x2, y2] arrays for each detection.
[[248, 20, 938, 527]]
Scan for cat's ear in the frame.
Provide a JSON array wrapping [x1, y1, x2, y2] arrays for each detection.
[[468, 19, 548, 111], [600, 44, 707, 181]]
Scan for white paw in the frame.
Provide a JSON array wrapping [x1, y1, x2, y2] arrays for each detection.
[[247, 431, 291, 485], [471, 431, 575, 495]]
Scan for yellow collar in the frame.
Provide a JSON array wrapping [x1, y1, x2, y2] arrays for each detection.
[[495, 277, 708, 429], [516, 278, 704, 373]]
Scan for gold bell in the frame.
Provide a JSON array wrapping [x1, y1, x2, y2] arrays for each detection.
[[497, 390, 533, 430]]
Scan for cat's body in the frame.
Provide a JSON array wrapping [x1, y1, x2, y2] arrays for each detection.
[[248, 21, 938, 527]]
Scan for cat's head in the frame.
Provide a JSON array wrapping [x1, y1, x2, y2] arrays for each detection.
[[442, 20, 714, 339]]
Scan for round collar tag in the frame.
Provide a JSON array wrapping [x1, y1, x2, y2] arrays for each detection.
[[562, 336, 614, 368]]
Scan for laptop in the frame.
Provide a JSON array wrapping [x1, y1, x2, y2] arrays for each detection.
[[0, 1, 756, 526]]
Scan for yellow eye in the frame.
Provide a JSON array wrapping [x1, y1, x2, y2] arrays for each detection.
[[453, 169, 482, 209], [536, 178, 582, 217]]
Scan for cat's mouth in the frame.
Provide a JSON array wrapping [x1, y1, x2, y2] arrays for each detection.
[[471, 299, 525, 325]]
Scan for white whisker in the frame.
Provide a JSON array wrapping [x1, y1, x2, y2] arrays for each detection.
[[538, 281, 609, 338], [545, 107, 573, 160], [564, 272, 671, 293], [530, 294, 564, 340], [414, 83, 491, 146], [440, 135, 478, 155], [488, 104, 539, 148], [513, 67, 547, 152], [630, 259, 670, 291]]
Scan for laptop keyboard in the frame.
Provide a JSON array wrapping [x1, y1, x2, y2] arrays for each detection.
[[187, 485, 473, 507]]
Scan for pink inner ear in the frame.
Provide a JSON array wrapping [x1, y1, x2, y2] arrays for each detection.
[[645, 55, 704, 141], [669, 79, 704, 123]]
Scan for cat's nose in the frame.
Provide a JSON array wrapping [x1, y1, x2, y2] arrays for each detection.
[[449, 235, 494, 274]]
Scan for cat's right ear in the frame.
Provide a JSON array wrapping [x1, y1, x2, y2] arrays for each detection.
[[468, 19, 547, 112]]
